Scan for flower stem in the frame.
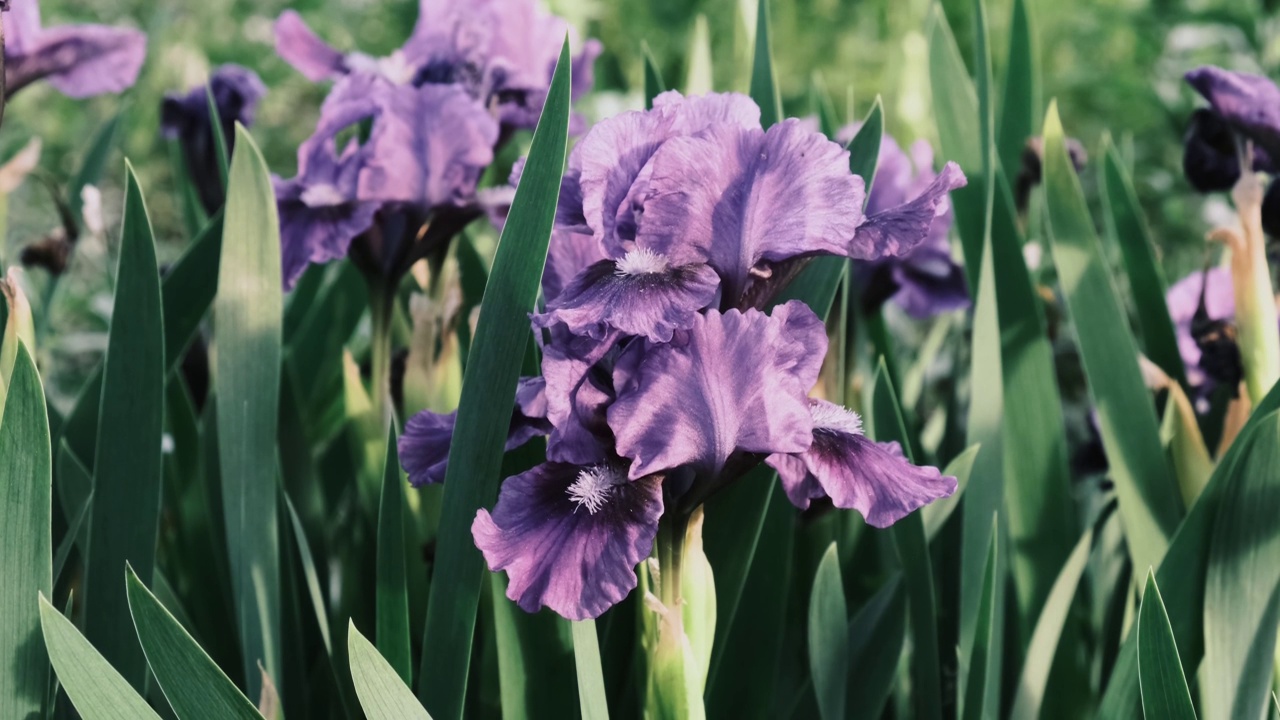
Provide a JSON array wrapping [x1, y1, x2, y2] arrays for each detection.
[[650, 511, 699, 720], [1227, 168, 1280, 403], [367, 278, 396, 432]]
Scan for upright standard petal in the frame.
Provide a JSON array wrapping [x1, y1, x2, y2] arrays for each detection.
[[849, 162, 967, 259], [637, 119, 864, 300], [534, 252, 720, 343], [5, 20, 146, 99], [609, 301, 826, 479], [356, 83, 498, 208], [1185, 66, 1280, 158], [767, 400, 956, 527], [473, 462, 663, 620], [274, 10, 347, 81], [1166, 267, 1237, 389]]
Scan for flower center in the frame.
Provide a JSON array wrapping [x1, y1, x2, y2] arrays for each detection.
[[567, 465, 625, 514], [301, 183, 347, 208], [614, 248, 670, 277], [809, 401, 865, 436]]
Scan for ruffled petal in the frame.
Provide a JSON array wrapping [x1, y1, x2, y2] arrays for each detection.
[[767, 400, 956, 527], [472, 462, 663, 620], [1185, 66, 1280, 158], [636, 119, 864, 299], [541, 331, 620, 465], [276, 185, 379, 291], [533, 253, 720, 343], [6, 23, 146, 99], [274, 10, 347, 82], [849, 162, 967, 259], [609, 301, 826, 479], [652, 90, 762, 134], [399, 377, 552, 486], [356, 83, 499, 208]]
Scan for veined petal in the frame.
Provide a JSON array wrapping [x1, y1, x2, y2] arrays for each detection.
[[534, 253, 720, 343], [541, 331, 620, 465], [767, 400, 956, 527], [543, 229, 606, 303], [609, 301, 826, 479], [472, 462, 663, 620], [356, 83, 498, 208], [850, 162, 967, 259], [636, 119, 864, 300], [274, 10, 347, 82]]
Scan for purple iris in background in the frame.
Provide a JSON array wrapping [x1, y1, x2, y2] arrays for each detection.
[[853, 133, 969, 319], [272, 0, 599, 291], [1182, 66, 1280, 234], [400, 91, 963, 620], [3, 0, 146, 99], [1165, 266, 1280, 397], [275, 0, 600, 136], [161, 65, 267, 215]]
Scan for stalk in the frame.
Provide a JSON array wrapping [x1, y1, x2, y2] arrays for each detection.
[[1220, 158, 1280, 403]]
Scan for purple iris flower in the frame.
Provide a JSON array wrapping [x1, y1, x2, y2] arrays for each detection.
[[161, 65, 267, 214], [274, 0, 600, 134], [3, 1, 146, 99], [855, 134, 970, 319], [1182, 66, 1280, 229], [273, 79, 498, 289], [401, 92, 962, 620], [1165, 266, 1256, 396]]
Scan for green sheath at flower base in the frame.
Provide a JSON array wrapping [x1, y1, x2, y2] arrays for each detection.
[[1217, 171, 1280, 404]]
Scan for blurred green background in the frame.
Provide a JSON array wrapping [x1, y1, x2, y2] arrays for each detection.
[[4, 0, 1277, 402]]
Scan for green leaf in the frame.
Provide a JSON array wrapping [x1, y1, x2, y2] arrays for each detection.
[[1098, 139, 1188, 389], [642, 41, 666, 110], [1097, 382, 1280, 717], [84, 164, 165, 690], [685, 15, 713, 95], [808, 543, 848, 720], [125, 566, 263, 720], [1009, 518, 1101, 717], [748, 0, 780, 128], [69, 112, 123, 231], [922, 444, 979, 540], [417, 42, 570, 720], [207, 86, 231, 191], [1042, 103, 1181, 576], [1137, 573, 1197, 720], [996, 0, 1038, 183], [1203, 411, 1280, 720], [572, 621, 609, 720], [961, 517, 1000, 720], [845, 97, 882, 192], [216, 125, 284, 701], [0, 344, 51, 718], [845, 577, 906, 720], [351, 622, 432, 720], [870, 362, 942, 720], [163, 212, 225, 372], [282, 492, 330, 655], [377, 427, 411, 683], [38, 594, 162, 720]]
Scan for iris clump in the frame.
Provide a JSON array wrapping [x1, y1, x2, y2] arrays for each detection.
[[400, 90, 965, 620]]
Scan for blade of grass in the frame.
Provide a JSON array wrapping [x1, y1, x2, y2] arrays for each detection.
[[377, 427, 411, 683], [352, 622, 433, 720], [996, 0, 1038, 182], [1137, 572, 1197, 720], [163, 212, 224, 371], [126, 566, 263, 720], [572, 621, 609, 720], [1203, 411, 1280, 720], [1042, 104, 1181, 576], [0, 344, 51, 718], [206, 86, 231, 190], [84, 164, 164, 691], [922, 445, 979, 540], [38, 594, 162, 720], [961, 517, 999, 720], [748, 0, 780, 128], [1097, 383, 1280, 717], [216, 125, 284, 701], [870, 361, 943, 720], [642, 41, 665, 109], [417, 41, 570, 720], [808, 543, 848, 720], [1098, 139, 1188, 389], [846, 577, 905, 720]]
